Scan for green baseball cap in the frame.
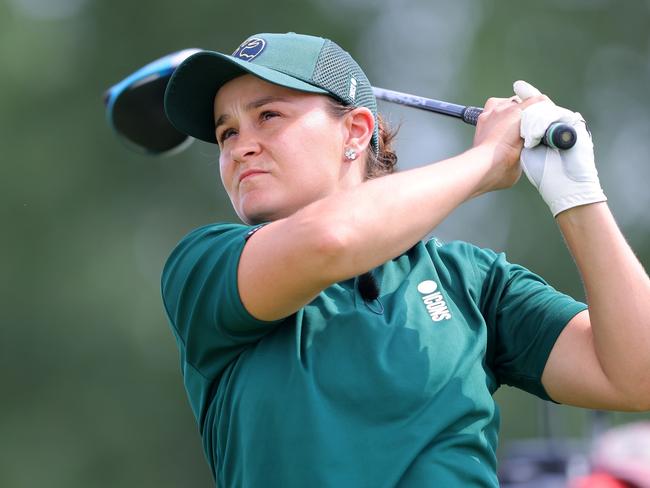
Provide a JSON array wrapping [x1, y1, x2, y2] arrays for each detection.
[[164, 32, 379, 152]]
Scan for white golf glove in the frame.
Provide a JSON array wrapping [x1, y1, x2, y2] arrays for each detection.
[[514, 80, 607, 217]]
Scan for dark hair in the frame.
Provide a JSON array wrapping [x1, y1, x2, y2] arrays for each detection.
[[325, 98, 399, 179]]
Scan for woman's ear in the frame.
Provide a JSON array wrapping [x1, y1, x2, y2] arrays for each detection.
[[344, 107, 375, 153]]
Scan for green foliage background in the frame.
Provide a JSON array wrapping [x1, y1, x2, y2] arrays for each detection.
[[1, 0, 648, 485]]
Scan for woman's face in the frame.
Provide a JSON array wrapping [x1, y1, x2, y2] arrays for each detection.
[[214, 74, 353, 225]]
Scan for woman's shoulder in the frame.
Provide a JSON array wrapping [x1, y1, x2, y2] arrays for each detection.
[[168, 221, 265, 252], [179, 221, 251, 241], [162, 222, 256, 279]]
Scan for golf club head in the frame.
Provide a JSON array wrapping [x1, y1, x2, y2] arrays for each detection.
[[104, 48, 201, 156]]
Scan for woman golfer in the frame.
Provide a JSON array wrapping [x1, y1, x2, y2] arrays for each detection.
[[161, 32, 650, 487]]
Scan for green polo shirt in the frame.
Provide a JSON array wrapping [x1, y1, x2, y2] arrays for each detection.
[[161, 223, 586, 487]]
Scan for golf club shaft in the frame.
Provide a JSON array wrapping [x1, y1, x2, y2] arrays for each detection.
[[372, 86, 577, 150]]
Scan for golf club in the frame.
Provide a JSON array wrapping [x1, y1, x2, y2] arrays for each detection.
[[104, 50, 577, 155], [104, 48, 201, 155], [372, 87, 576, 150]]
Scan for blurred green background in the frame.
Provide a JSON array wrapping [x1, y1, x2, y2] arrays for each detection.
[[2, 0, 649, 486]]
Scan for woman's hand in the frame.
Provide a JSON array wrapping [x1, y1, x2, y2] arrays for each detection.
[[471, 92, 549, 195], [514, 80, 606, 217]]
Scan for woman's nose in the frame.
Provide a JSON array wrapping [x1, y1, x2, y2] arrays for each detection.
[[231, 131, 261, 162]]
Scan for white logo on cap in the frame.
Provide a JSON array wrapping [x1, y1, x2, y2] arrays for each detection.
[[233, 38, 266, 61], [349, 77, 357, 101]]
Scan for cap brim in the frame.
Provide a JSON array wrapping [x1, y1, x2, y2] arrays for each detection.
[[164, 51, 329, 144]]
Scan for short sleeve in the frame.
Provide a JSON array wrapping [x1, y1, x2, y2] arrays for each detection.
[[161, 222, 282, 425], [472, 246, 587, 401]]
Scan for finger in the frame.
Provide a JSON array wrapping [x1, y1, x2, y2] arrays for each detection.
[[513, 80, 542, 100], [519, 94, 551, 110], [483, 97, 511, 111]]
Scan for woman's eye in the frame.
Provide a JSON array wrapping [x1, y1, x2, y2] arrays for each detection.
[[219, 128, 237, 143], [260, 111, 279, 121]]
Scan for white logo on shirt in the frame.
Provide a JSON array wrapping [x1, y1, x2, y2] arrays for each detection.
[[418, 280, 452, 322]]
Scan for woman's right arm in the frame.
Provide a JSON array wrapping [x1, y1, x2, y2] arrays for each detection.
[[240, 96, 544, 321]]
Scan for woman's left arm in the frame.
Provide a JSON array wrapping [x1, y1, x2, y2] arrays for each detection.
[[541, 202, 650, 411], [510, 81, 650, 410]]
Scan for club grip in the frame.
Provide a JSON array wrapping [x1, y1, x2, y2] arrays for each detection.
[[542, 122, 577, 150], [462, 107, 577, 150], [462, 106, 482, 126]]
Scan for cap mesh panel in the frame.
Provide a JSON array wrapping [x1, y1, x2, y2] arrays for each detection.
[[312, 40, 379, 151]]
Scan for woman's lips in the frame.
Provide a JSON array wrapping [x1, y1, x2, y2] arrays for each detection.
[[239, 169, 267, 183]]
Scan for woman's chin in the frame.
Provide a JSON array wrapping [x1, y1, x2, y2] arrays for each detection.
[[238, 204, 282, 226], [237, 194, 301, 225]]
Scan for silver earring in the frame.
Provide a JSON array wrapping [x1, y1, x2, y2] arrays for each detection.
[[344, 148, 357, 160]]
